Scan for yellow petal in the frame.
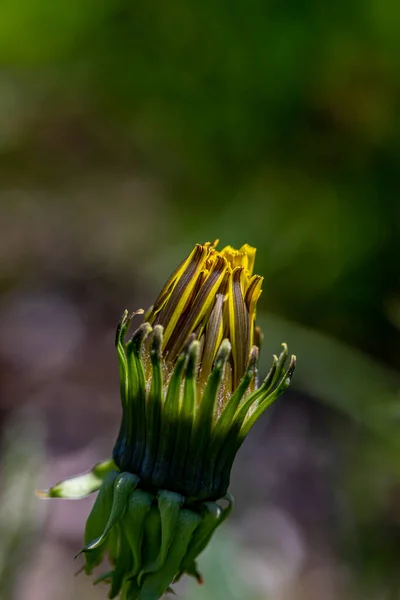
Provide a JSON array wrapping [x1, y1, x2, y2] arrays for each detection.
[[239, 244, 256, 276], [153, 245, 210, 347], [165, 255, 228, 360], [245, 275, 263, 349]]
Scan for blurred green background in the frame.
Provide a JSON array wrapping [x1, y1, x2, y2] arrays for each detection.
[[0, 1, 399, 599]]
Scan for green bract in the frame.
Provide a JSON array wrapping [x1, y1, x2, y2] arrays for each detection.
[[39, 242, 296, 599]]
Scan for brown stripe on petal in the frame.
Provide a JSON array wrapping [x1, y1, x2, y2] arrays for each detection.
[[182, 263, 213, 314], [228, 267, 250, 388], [164, 255, 228, 361], [154, 244, 209, 348], [148, 254, 192, 324], [148, 243, 216, 325], [245, 275, 263, 314], [199, 291, 226, 388]]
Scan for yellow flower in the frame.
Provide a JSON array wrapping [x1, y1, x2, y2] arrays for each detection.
[[39, 241, 295, 600], [146, 241, 262, 388]]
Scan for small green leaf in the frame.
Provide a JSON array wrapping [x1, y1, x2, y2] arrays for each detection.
[[36, 458, 118, 500]]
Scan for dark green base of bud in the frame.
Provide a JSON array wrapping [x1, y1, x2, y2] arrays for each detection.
[[112, 424, 233, 503], [114, 312, 295, 505], [78, 470, 233, 600]]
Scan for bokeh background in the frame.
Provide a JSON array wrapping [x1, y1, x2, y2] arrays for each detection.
[[0, 1, 399, 599]]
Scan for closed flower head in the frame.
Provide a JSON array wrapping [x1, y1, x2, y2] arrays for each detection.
[[39, 241, 296, 600]]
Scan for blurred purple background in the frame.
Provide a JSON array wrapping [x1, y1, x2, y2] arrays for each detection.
[[0, 1, 399, 599]]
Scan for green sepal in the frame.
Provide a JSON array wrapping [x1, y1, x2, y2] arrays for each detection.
[[124, 489, 154, 577], [126, 323, 152, 470], [108, 525, 120, 566], [109, 525, 134, 599], [141, 326, 164, 480], [185, 340, 231, 499], [201, 347, 258, 494], [81, 469, 119, 574], [141, 490, 184, 577], [36, 458, 118, 500], [177, 501, 221, 579], [114, 309, 145, 471], [139, 508, 202, 600], [239, 355, 296, 440], [215, 354, 295, 494], [138, 505, 162, 584], [230, 354, 279, 428], [81, 472, 140, 553], [269, 343, 289, 389], [151, 352, 186, 488], [168, 341, 199, 489], [178, 494, 233, 580], [114, 310, 133, 470], [122, 579, 140, 600], [211, 346, 258, 446], [115, 310, 135, 409], [180, 341, 199, 422], [211, 356, 278, 494]]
